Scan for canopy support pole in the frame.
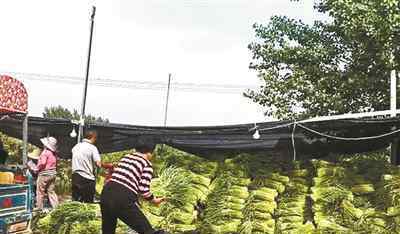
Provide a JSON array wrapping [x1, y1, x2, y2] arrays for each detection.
[[22, 114, 28, 165]]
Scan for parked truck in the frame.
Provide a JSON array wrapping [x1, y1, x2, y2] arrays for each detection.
[[0, 166, 34, 234]]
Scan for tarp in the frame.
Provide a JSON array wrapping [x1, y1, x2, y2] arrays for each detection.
[[0, 116, 399, 160], [0, 75, 28, 114]]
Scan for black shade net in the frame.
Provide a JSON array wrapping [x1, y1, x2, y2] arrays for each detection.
[[0, 115, 399, 160]]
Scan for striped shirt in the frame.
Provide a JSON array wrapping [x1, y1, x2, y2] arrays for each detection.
[[109, 152, 154, 200]]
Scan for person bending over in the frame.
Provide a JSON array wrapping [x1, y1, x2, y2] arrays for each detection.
[[100, 138, 167, 234]]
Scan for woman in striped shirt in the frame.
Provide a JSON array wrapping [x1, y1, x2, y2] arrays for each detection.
[[100, 139, 166, 234]]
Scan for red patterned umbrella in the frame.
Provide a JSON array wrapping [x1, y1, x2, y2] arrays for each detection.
[[0, 75, 28, 114]]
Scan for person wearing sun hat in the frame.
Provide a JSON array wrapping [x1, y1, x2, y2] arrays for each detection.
[[28, 148, 40, 160], [35, 136, 59, 210]]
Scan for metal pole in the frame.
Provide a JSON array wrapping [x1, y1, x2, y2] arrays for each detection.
[[391, 69, 399, 165], [22, 114, 28, 165], [78, 6, 96, 144], [391, 69, 397, 116], [163, 73, 172, 126]]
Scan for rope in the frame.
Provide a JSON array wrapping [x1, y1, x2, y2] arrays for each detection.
[[258, 122, 294, 132], [297, 123, 400, 141], [250, 117, 400, 161]]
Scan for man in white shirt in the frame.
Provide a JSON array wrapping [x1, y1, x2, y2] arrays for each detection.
[[71, 129, 101, 203]]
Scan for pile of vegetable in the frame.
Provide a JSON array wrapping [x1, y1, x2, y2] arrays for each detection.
[[34, 148, 400, 234], [239, 174, 284, 234], [310, 154, 395, 233], [199, 172, 249, 233], [275, 163, 315, 233], [141, 166, 199, 233], [141, 148, 218, 233], [33, 202, 129, 234]]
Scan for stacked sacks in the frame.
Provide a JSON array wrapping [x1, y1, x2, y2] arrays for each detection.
[[199, 173, 250, 234], [276, 164, 315, 234]]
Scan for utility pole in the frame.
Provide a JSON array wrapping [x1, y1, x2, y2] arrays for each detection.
[[78, 6, 96, 143], [163, 73, 172, 127]]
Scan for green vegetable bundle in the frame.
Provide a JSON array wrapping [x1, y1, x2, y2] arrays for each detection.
[[35, 202, 98, 234], [156, 146, 218, 178], [251, 177, 286, 194], [350, 184, 375, 195], [239, 188, 277, 234], [141, 166, 199, 232], [276, 178, 312, 233], [200, 173, 249, 233]]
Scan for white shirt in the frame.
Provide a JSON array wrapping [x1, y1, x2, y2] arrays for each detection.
[[71, 139, 101, 181]]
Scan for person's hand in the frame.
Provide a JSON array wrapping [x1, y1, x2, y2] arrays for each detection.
[[101, 162, 114, 169], [152, 197, 166, 206]]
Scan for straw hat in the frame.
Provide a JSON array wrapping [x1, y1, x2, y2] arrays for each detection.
[[40, 137, 57, 152], [27, 148, 41, 160]]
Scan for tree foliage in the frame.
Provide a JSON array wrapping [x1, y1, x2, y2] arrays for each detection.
[[43, 105, 109, 123], [247, 0, 400, 120], [0, 133, 32, 164]]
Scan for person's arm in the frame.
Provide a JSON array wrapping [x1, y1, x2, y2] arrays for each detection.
[[93, 147, 102, 168], [139, 165, 165, 205], [27, 160, 38, 171], [139, 166, 154, 201], [101, 162, 114, 169], [35, 151, 48, 172]]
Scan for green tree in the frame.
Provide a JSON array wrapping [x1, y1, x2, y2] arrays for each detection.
[[246, 0, 400, 120], [43, 105, 109, 123]]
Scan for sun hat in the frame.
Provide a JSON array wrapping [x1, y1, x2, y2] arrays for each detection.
[[40, 137, 57, 152], [27, 148, 41, 160]]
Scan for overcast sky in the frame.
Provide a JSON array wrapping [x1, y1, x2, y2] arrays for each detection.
[[0, 0, 323, 126]]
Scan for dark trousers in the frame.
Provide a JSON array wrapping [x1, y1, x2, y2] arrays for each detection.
[[100, 182, 155, 234], [71, 173, 96, 203]]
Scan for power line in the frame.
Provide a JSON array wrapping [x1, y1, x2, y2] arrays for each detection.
[[1, 71, 259, 94]]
